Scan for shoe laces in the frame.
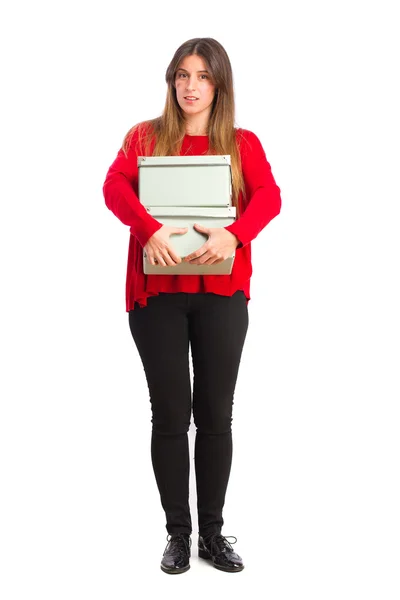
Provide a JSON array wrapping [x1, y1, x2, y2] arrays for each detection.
[[202, 533, 238, 555], [164, 533, 192, 558]]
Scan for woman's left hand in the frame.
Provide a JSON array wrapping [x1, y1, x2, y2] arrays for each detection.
[[183, 223, 240, 265]]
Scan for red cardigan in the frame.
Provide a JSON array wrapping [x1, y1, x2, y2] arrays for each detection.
[[103, 127, 282, 312]]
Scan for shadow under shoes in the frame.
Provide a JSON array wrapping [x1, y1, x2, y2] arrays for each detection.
[[198, 533, 245, 572], [161, 533, 192, 574]]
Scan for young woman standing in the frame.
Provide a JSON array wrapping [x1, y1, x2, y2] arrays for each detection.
[[103, 37, 281, 574]]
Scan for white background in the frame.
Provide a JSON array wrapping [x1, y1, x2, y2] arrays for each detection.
[[1, 0, 399, 598]]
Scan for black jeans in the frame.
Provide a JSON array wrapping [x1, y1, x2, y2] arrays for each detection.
[[128, 290, 249, 538]]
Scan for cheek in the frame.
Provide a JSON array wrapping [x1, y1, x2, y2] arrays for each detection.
[[206, 86, 216, 97], [206, 90, 216, 102]]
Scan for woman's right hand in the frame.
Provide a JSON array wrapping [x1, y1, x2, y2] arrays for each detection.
[[144, 225, 188, 266]]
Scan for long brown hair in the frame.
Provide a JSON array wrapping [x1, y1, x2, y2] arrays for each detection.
[[122, 37, 247, 213]]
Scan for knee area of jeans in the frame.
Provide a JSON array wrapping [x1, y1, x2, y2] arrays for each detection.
[[151, 425, 190, 436], [193, 416, 233, 435], [194, 426, 232, 436]]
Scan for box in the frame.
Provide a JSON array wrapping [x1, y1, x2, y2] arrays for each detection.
[[138, 155, 236, 274]]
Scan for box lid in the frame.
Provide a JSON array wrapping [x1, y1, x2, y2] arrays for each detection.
[[138, 154, 231, 167], [144, 206, 236, 217]]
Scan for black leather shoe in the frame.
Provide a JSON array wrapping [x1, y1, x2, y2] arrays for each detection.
[[160, 533, 191, 574], [198, 533, 244, 572]]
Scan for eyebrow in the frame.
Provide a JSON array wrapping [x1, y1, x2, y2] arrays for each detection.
[[176, 68, 210, 73]]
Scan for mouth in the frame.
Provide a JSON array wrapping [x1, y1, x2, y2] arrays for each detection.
[[184, 96, 198, 102]]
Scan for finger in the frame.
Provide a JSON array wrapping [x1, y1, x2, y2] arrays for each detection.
[[168, 249, 182, 264], [185, 246, 206, 261], [201, 251, 225, 265], [152, 250, 170, 266], [189, 252, 212, 265], [152, 255, 166, 266], [203, 256, 223, 265], [152, 252, 180, 266], [161, 250, 181, 266], [194, 223, 210, 235]]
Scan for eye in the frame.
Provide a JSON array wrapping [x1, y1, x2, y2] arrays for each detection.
[[177, 73, 209, 79]]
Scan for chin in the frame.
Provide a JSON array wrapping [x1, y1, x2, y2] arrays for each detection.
[[182, 107, 202, 115]]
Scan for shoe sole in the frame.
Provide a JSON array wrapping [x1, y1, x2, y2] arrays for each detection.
[[198, 548, 244, 572], [160, 563, 190, 574]]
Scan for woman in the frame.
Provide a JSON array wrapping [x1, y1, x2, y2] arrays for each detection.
[[102, 37, 281, 574]]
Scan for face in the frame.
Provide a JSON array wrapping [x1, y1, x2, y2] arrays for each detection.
[[175, 54, 216, 118]]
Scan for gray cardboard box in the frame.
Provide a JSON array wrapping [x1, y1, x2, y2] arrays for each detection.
[[138, 155, 236, 275]]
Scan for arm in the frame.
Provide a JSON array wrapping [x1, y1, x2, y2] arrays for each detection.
[[224, 130, 282, 248], [102, 133, 163, 248]]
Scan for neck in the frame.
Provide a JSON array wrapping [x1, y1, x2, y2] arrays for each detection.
[[186, 128, 208, 136], [184, 112, 210, 137]]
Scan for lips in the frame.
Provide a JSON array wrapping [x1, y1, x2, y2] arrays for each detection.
[[184, 96, 198, 100]]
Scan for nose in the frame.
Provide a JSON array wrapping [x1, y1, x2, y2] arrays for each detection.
[[185, 75, 197, 92]]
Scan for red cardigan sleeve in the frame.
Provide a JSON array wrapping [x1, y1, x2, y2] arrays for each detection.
[[224, 130, 281, 248], [102, 131, 163, 248]]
